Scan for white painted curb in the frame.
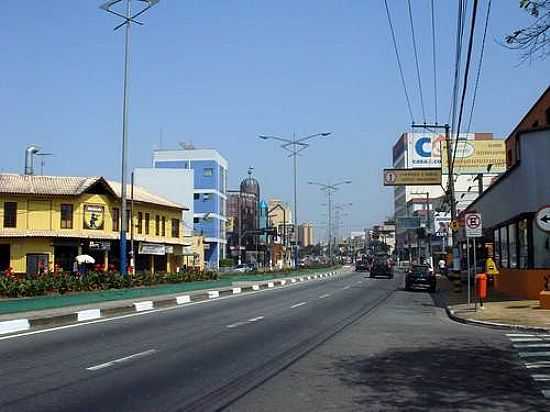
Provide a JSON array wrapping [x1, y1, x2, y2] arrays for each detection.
[[0, 319, 30, 335], [290, 278, 297, 283], [280, 280, 287, 285], [232, 287, 242, 294], [208, 291, 220, 299], [252, 284, 260, 291], [133, 301, 154, 312], [267, 282, 274, 288], [77, 309, 101, 322], [176, 295, 191, 304]]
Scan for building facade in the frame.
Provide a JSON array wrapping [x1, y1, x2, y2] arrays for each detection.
[[0, 175, 188, 275], [153, 147, 228, 269], [298, 223, 314, 247]]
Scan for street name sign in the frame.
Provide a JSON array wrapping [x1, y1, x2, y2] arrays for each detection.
[[535, 205, 550, 232], [383, 168, 442, 186], [397, 216, 421, 230], [464, 213, 482, 238]]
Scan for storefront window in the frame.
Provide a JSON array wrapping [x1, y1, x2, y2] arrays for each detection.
[[518, 219, 529, 269], [500, 226, 509, 268], [533, 224, 550, 268], [112, 208, 120, 232], [508, 223, 517, 268], [494, 229, 500, 266]]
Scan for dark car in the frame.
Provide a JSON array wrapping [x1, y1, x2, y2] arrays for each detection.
[[370, 256, 393, 279], [355, 260, 369, 272], [405, 264, 436, 292]]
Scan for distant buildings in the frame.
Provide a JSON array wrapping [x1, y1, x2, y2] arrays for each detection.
[[153, 146, 228, 269], [298, 223, 314, 248]]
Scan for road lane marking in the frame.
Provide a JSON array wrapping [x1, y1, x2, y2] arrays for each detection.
[[507, 333, 535, 337], [525, 361, 550, 368], [510, 338, 543, 342], [86, 349, 157, 371], [514, 343, 550, 349], [542, 390, 550, 399], [532, 374, 550, 381], [319, 294, 330, 299], [248, 316, 264, 322], [226, 321, 247, 329], [519, 351, 550, 358], [290, 302, 307, 309], [343, 286, 351, 290]]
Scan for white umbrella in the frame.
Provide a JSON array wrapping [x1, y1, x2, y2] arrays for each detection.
[[76, 255, 95, 264]]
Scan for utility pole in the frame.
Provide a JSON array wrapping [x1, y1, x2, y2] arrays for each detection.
[[411, 123, 458, 270]]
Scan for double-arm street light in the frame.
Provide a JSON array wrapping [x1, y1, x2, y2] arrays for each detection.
[[259, 132, 331, 268], [101, 0, 159, 275], [308, 180, 352, 263]]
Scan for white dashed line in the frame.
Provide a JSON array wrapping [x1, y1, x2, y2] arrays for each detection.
[[507, 333, 536, 337], [343, 286, 351, 290], [291, 302, 307, 309], [226, 322, 247, 329], [525, 361, 550, 369], [532, 374, 550, 381], [319, 294, 330, 299], [510, 338, 543, 342], [86, 349, 157, 371], [542, 390, 550, 399], [514, 343, 550, 349], [248, 316, 264, 322], [519, 351, 550, 358]]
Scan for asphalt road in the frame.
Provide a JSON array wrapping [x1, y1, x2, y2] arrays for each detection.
[[0, 269, 547, 411]]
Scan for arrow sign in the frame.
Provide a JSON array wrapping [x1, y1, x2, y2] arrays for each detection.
[[536, 205, 550, 232]]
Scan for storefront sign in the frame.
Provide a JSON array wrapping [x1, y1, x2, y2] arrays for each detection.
[[138, 243, 166, 255], [83, 205, 105, 230], [383, 168, 442, 186], [433, 213, 451, 237], [465, 213, 482, 237], [441, 140, 506, 174], [165, 245, 174, 254], [89, 241, 111, 251]]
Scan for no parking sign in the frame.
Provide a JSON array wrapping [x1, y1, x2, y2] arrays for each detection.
[[464, 213, 482, 238]]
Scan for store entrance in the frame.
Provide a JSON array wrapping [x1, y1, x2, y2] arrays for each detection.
[[0, 244, 10, 271]]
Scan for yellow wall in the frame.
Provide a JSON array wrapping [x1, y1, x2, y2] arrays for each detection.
[[0, 238, 53, 273]]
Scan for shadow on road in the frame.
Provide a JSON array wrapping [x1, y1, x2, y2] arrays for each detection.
[[334, 342, 545, 411]]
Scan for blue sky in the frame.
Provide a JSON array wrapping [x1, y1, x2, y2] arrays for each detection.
[[0, 1, 548, 240]]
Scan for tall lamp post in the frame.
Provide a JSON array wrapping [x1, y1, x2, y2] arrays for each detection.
[[101, 0, 160, 275], [308, 180, 352, 264], [259, 132, 331, 268]]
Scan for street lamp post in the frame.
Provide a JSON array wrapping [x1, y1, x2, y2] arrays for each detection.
[[308, 181, 352, 264], [101, 0, 159, 275], [259, 132, 331, 269]]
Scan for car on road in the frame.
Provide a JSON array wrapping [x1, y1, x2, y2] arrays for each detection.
[[355, 259, 369, 272], [233, 264, 254, 273], [370, 255, 393, 279], [405, 264, 436, 292]]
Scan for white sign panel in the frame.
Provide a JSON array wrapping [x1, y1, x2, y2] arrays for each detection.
[[464, 213, 482, 238], [535, 205, 550, 233], [406, 132, 474, 169]]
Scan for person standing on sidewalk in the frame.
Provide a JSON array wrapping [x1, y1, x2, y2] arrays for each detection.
[[438, 258, 447, 276]]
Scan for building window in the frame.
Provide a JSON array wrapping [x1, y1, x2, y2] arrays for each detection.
[[193, 217, 199, 224], [518, 219, 529, 269], [204, 168, 214, 177], [60, 204, 73, 229], [545, 107, 550, 125], [112, 208, 120, 232], [203, 193, 211, 201], [155, 215, 160, 236], [3, 202, 17, 228], [126, 209, 131, 233], [161, 216, 166, 236], [509, 223, 517, 269], [532, 120, 540, 128], [171, 218, 180, 238], [194, 193, 200, 200], [145, 213, 150, 235], [494, 228, 500, 265], [500, 226, 509, 268], [137, 212, 143, 234]]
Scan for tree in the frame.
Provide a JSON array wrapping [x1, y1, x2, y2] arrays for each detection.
[[505, 0, 550, 61]]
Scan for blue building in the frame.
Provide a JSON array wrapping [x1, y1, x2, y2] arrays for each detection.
[[153, 147, 228, 269]]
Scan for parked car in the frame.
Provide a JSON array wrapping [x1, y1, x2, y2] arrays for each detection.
[[233, 264, 254, 273], [405, 264, 436, 292], [355, 259, 369, 272], [370, 255, 393, 279]]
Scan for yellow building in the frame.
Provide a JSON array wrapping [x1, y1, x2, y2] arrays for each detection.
[[0, 174, 192, 275]]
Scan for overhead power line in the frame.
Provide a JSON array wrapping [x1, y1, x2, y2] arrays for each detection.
[[451, 0, 480, 175], [449, 0, 468, 129], [431, 0, 438, 122], [407, 0, 426, 123], [384, 0, 415, 123], [466, 0, 492, 134]]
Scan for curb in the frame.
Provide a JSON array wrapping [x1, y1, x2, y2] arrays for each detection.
[[446, 305, 550, 333], [0, 270, 344, 336]]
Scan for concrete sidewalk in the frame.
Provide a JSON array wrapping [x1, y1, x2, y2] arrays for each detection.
[[438, 275, 550, 331], [0, 269, 345, 336]]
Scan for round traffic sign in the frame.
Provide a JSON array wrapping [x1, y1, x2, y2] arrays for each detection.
[[465, 214, 481, 229], [535, 205, 550, 232], [384, 171, 397, 185]]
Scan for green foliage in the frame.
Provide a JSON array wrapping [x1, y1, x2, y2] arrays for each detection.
[[0, 269, 218, 298]]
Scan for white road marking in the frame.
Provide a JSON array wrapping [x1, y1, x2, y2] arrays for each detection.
[[247, 316, 264, 322], [86, 349, 157, 371], [319, 294, 330, 299], [77, 309, 101, 322], [525, 361, 550, 369], [291, 302, 307, 309], [133, 301, 154, 312], [0, 319, 30, 335], [531, 374, 550, 381], [542, 390, 550, 399], [208, 291, 220, 299], [343, 286, 351, 290], [252, 285, 260, 291], [267, 282, 274, 288], [514, 343, 550, 349], [226, 321, 247, 329], [176, 295, 191, 304], [507, 333, 535, 337], [232, 287, 242, 294], [519, 351, 550, 358]]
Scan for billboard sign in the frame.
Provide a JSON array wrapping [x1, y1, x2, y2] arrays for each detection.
[[383, 168, 442, 186], [441, 140, 506, 174], [406, 133, 474, 169], [397, 216, 421, 230], [433, 213, 451, 238]]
